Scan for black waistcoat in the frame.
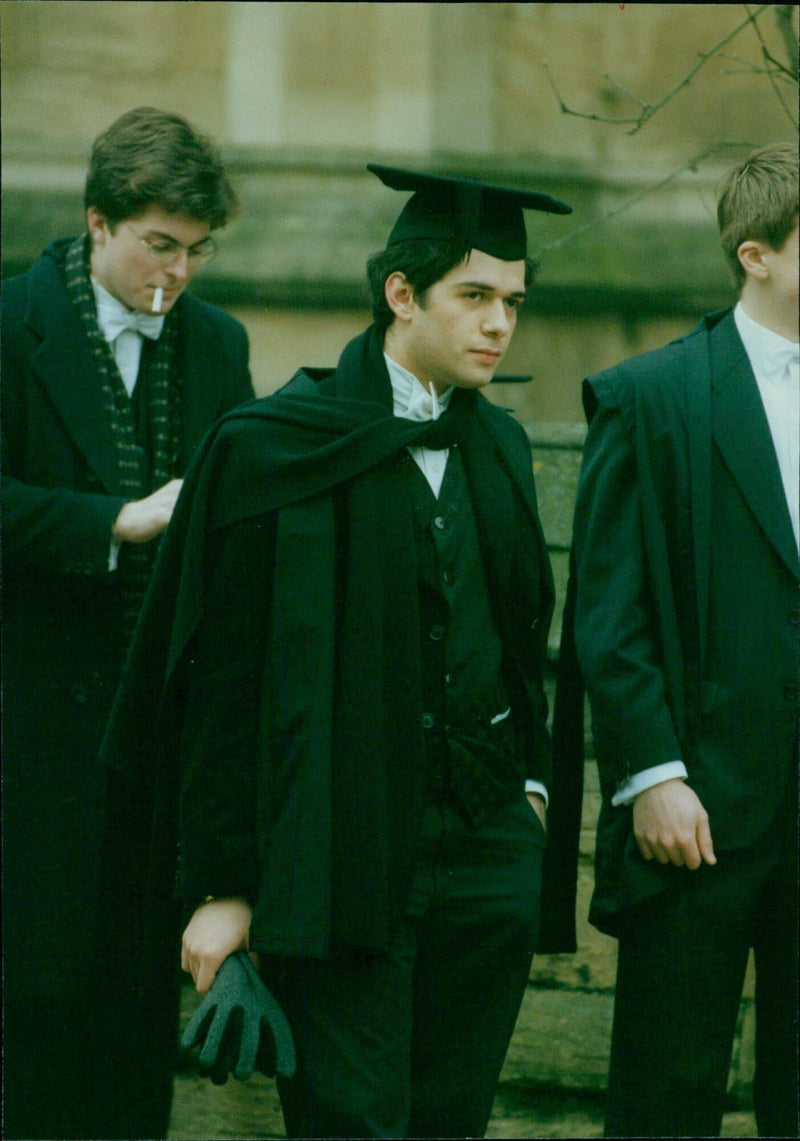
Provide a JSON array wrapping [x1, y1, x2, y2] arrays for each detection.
[[407, 446, 523, 824]]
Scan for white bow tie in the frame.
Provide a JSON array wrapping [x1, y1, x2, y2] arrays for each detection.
[[101, 308, 165, 343]]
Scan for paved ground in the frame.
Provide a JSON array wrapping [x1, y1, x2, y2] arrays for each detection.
[[170, 983, 757, 1139], [168, 1068, 757, 1139]]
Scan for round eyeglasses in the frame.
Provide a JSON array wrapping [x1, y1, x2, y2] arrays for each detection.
[[125, 224, 218, 266]]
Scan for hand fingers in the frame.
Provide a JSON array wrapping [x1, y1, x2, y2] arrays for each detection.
[[697, 815, 717, 866]]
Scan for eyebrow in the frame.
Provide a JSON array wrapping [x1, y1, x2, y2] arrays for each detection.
[[457, 280, 527, 299], [146, 229, 211, 248]]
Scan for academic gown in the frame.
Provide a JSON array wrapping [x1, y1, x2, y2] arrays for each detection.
[[102, 322, 555, 968]]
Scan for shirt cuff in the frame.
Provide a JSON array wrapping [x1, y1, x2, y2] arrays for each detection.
[[611, 761, 689, 807], [525, 779, 549, 808]]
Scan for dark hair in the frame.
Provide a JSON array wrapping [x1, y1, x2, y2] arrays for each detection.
[[716, 142, 798, 291], [84, 106, 238, 230], [367, 240, 538, 331]]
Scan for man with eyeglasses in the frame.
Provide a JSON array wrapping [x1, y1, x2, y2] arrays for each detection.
[[1, 106, 254, 1139]]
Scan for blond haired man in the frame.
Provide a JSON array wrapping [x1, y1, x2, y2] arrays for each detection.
[[572, 143, 798, 1137]]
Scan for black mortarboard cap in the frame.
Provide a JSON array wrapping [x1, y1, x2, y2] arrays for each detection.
[[368, 163, 572, 261]]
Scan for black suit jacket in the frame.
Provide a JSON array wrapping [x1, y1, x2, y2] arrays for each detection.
[[549, 310, 798, 939], [1, 239, 254, 998]]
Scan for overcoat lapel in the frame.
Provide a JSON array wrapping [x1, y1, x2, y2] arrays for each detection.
[[179, 295, 234, 460], [26, 257, 122, 495], [710, 314, 799, 580]]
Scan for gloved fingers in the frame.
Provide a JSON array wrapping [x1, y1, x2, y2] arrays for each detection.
[[180, 1000, 217, 1052], [237, 952, 296, 1078], [256, 990, 297, 1078], [203, 1006, 243, 1086], [260, 1014, 297, 1079], [233, 1009, 260, 1081], [197, 1002, 236, 1072]]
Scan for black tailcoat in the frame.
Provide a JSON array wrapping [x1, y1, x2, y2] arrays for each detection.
[[542, 309, 798, 944]]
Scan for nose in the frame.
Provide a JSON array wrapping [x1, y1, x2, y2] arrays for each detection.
[[166, 250, 191, 281], [483, 298, 512, 337]]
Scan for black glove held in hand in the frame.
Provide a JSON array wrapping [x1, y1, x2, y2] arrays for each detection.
[[181, 951, 296, 1084]]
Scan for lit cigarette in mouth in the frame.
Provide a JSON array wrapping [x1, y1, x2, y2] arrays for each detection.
[[152, 287, 164, 314]]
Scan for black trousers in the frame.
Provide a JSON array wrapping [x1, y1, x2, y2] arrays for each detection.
[[263, 790, 546, 1139], [605, 786, 799, 1139]]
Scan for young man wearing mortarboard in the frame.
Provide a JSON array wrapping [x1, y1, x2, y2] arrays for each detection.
[[102, 165, 571, 1138]]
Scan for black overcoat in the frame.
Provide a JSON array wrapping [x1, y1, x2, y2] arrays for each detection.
[[1, 239, 254, 998]]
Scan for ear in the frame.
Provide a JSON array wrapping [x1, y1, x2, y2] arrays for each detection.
[[86, 206, 108, 247], [384, 271, 417, 322], [736, 239, 770, 282]]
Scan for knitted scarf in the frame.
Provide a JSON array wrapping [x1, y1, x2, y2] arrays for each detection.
[[64, 234, 183, 644]]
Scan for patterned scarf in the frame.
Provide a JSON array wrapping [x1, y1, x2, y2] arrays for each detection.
[[64, 234, 183, 645]]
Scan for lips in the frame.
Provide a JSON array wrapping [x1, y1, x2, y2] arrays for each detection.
[[472, 348, 502, 364]]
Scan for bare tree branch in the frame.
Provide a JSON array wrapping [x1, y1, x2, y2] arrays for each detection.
[[531, 142, 757, 259], [719, 51, 798, 82], [543, 5, 773, 134], [773, 4, 799, 76], [744, 3, 799, 127]]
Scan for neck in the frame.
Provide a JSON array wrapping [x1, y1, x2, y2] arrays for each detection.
[[383, 325, 441, 394], [739, 285, 799, 343]]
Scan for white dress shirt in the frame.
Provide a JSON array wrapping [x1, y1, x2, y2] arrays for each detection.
[[385, 354, 548, 806], [612, 303, 800, 806]]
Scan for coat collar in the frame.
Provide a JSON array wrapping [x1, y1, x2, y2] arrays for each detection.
[[26, 247, 124, 494], [710, 310, 799, 580]]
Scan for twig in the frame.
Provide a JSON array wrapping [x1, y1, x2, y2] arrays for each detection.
[[531, 142, 755, 259], [544, 5, 771, 135], [774, 4, 799, 77], [744, 3, 798, 127], [719, 51, 797, 83]]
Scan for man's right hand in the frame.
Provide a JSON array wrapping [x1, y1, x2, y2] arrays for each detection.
[[633, 778, 717, 870], [181, 897, 254, 995], [112, 478, 183, 543]]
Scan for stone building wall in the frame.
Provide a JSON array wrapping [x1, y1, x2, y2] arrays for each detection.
[[2, 2, 795, 421]]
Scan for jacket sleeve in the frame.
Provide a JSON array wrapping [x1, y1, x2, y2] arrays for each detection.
[[572, 377, 682, 786]]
